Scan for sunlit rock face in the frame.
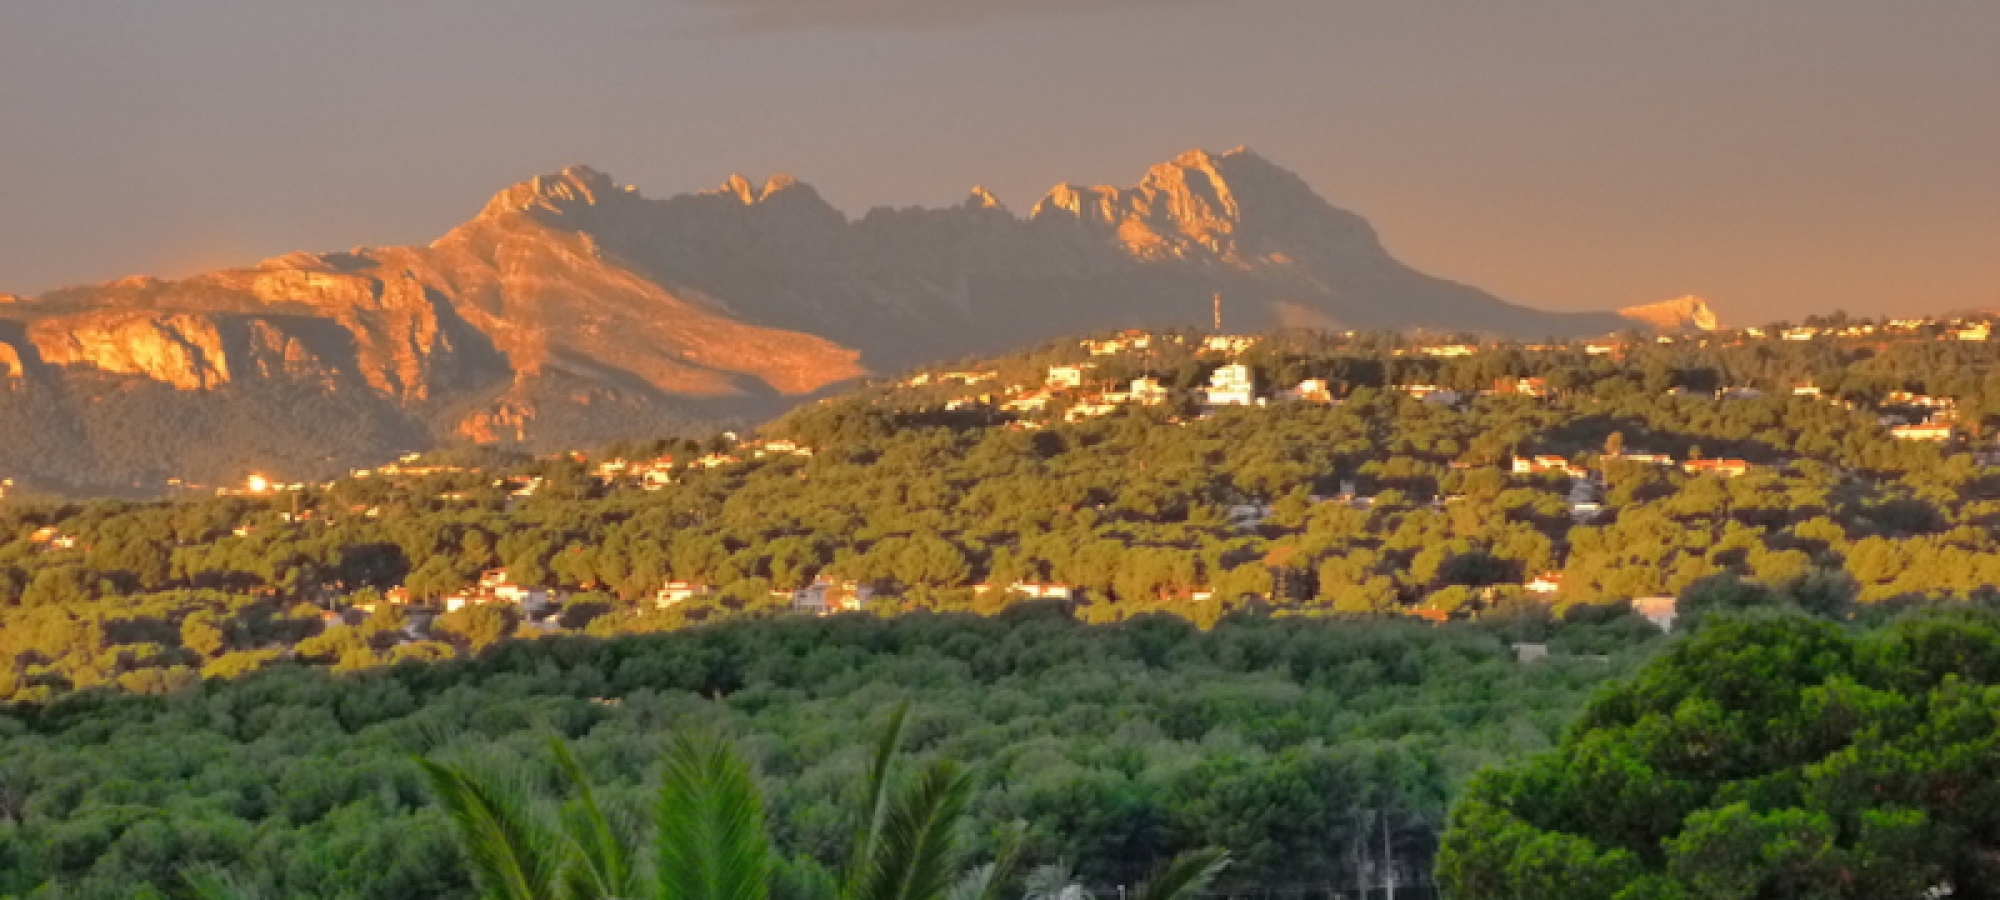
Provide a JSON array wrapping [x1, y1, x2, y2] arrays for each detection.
[[1618, 295, 1722, 332], [0, 147, 1691, 486]]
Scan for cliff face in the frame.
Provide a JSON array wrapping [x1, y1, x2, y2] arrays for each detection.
[[1618, 295, 1722, 332], [0, 147, 1709, 488]]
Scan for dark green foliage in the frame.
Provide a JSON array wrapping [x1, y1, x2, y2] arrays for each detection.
[[0, 611, 1653, 898], [1437, 607, 2000, 899]]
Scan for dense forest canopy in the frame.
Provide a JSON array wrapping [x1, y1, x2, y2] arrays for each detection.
[[1439, 606, 2000, 900], [0, 609, 1660, 898]]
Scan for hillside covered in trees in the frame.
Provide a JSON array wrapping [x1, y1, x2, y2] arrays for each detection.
[[0, 610, 1660, 898], [4, 316, 2000, 699], [9, 317, 2000, 896]]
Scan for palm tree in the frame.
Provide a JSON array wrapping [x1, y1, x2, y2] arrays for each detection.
[[1021, 850, 1229, 900], [187, 704, 1227, 900], [400, 703, 1003, 900]]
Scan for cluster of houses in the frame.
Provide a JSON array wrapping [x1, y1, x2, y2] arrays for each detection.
[[652, 576, 877, 615], [1081, 333, 1154, 356], [1508, 448, 1758, 522], [587, 440, 814, 489], [595, 457, 676, 490], [1768, 318, 1991, 343], [351, 454, 471, 481], [648, 577, 1089, 615], [345, 568, 559, 620], [442, 568, 557, 616], [1876, 390, 1960, 442], [1022, 360, 1356, 421], [903, 370, 998, 387], [27, 526, 77, 551], [219, 473, 310, 497]]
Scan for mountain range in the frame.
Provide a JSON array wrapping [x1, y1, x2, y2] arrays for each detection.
[[0, 147, 1715, 490]]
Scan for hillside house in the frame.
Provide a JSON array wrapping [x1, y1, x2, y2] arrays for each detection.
[[28, 526, 77, 550], [1046, 364, 1095, 389], [1633, 596, 1679, 632], [1082, 333, 1151, 355], [1202, 335, 1256, 355], [1524, 573, 1562, 594], [790, 578, 873, 615], [1128, 377, 1171, 405], [440, 568, 556, 615], [1682, 458, 1752, 477], [1203, 364, 1258, 407], [1064, 399, 1121, 422], [481, 569, 552, 610], [1226, 504, 1273, 530], [1399, 384, 1464, 406], [1891, 423, 1954, 442], [1886, 391, 1955, 410], [1279, 378, 1334, 404], [1513, 455, 1584, 478], [655, 581, 714, 609], [1493, 376, 1551, 398], [1959, 321, 1992, 341], [1421, 344, 1478, 358], [749, 439, 814, 459], [1002, 390, 1052, 412], [973, 581, 1074, 600], [1567, 479, 1604, 522]]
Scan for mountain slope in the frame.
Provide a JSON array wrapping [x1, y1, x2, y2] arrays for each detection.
[[0, 147, 1708, 488]]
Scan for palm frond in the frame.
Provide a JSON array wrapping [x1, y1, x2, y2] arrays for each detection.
[[182, 866, 266, 900], [1132, 849, 1229, 900], [860, 759, 975, 900], [943, 862, 999, 900], [654, 730, 775, 900], [844, 702, 912, 899], [550, 736, 640, 900], [944, 827, 1022, 900], [416, 755, 567, 900], [1021, 862, 1089, 900]]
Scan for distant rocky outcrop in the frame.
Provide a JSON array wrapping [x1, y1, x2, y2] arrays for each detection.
[[0, 147, 1712, 488], [1618, 295, 1721, 332]]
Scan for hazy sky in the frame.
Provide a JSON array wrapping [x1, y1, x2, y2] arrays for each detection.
[[3, 1, 1995, 322]]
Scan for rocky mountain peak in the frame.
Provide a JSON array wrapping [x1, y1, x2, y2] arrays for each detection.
[[705, 172, 820, 207], [1026, 147, 1367, 261], [965, 186, 1005, 211], [479, 165, 624, 219], [718, 174, 760, 204], [1619, 294, 1722, 332]]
